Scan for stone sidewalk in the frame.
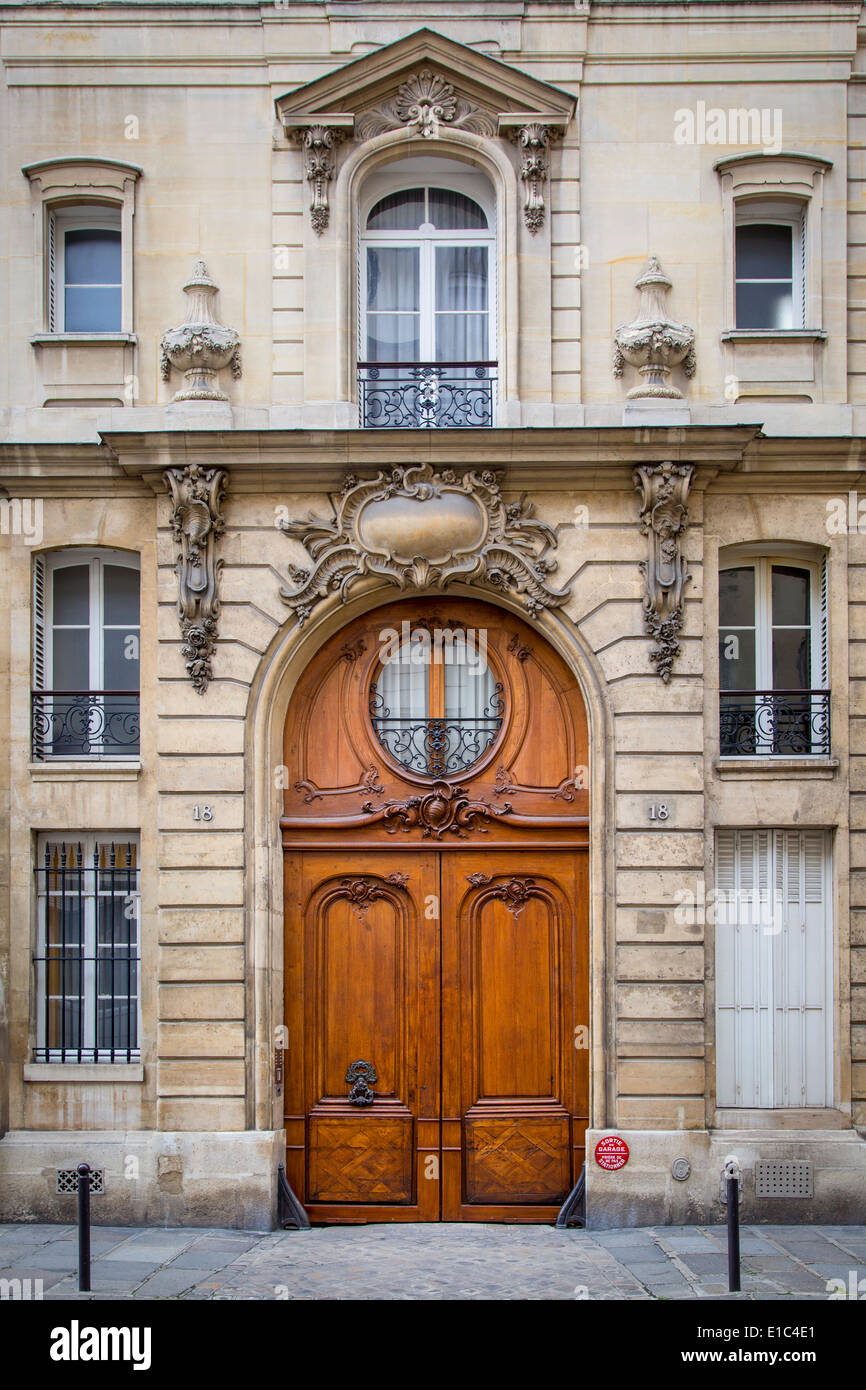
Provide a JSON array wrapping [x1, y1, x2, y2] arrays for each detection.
[[1, 1221, 864, 1301]]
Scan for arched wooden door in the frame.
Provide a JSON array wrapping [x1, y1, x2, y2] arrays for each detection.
[[282, 597, 589, 1222]]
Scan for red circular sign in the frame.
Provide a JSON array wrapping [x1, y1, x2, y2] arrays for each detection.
[[595, 1136, 630, 1171]]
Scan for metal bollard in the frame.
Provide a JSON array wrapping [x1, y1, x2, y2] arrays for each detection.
[[724, 1155, 741, 1293], [77, 1163, 92, 1293]]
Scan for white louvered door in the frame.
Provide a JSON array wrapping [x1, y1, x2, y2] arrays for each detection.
[[715, 828, 832, 1108]]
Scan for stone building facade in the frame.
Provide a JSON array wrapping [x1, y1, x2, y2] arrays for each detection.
[[1, 0, 865, 1229]]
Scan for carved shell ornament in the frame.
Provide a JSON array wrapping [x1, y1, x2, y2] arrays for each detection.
[[355, 69, 496, 141], [278, 464, 571, 626]]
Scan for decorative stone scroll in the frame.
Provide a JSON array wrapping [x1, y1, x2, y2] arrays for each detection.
[[294, 124, 348, 234], [278, 464, 571, 627], [510, 123, 559, 233], [160, 261, 241, 401], [634, 463, 694, 683], [355, 69, 496, 142], [164, 464, 227, 693], [613, 257, 696, 399]]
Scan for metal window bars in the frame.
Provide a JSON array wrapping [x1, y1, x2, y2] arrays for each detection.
[[33, 840, 140, 1063]]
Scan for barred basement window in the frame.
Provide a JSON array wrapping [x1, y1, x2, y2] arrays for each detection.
[[33, 835, 140, 1063]]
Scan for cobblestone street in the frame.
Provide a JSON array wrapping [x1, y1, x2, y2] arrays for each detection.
[[2, 1222, 864, 1301]]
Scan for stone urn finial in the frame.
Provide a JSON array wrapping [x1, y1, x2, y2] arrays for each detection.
[[613, 256, 696, 399], [160, 260, 241, 401]]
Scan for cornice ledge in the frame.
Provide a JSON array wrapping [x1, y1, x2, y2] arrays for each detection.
[[22, 155, 144, 182], [713, 149, 833, 175]]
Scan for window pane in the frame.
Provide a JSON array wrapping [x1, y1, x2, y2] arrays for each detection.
[[103, 629, 139, 690], [53, 564, 90, 624], [428, 188, 487, 230], [103, 564, 140, 626], [435, 246, 488, 311], [736, 223, 792, 279], [53, 629, 89, 688], [719, 629, 756, 690], [378, 648, 429, 722], [367, 189, 425, 231], [772, 628, 811, 689], [435, 314, 487, 362], [64, 285, 122, 332], [735, 281, 793, 330], [65, 228, 121, 284], [772, 565, 810, 626], [366, 314, 420, 362], [719, 567, 755, 628], [366, 247, 419, 312]]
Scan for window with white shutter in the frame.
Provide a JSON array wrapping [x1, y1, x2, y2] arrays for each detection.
[[715, 827, 832, 1108]]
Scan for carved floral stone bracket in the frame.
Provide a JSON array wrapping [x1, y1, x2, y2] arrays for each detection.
[[278, 464, 571, 627], [288, 123, 350, 234], [164, 464, 227, 693], [634, 462, 694, 682], [506, 122, 563, 234]]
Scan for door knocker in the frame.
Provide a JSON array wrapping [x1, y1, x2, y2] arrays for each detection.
[[345, 1060, 377, 1106]]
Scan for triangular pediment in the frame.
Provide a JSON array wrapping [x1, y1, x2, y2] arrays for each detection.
[[275, 27, 576, 134]]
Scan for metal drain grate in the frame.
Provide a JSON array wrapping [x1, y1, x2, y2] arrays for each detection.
[[55, 1168, 104, 1195], [755, 1160, 813, 1198]]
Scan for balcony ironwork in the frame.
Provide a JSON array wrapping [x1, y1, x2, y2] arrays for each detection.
[[358, 360, 497, 429], [370, 682, 504, 776], [719, 689, 830, 757], [31, 691, 140, 760]]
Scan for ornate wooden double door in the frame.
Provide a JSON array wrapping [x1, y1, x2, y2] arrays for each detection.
[[282, 598, 589, 1222]]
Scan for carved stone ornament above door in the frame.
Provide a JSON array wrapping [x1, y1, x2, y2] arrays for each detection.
[[274, 29, 575, 234], [278, 464, 571, 626]]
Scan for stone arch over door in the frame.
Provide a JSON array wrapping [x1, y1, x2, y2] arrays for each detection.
[[273, 593, 601, 1222]]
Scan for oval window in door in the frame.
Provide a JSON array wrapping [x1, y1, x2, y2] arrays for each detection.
[[369, 630, 504, 777]]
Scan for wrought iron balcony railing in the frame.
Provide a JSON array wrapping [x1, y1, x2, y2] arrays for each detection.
[[370, 683, 504, 776], [358, 361, 497, 429], [31, 691, 140, 760], [719, 689, 830, 757]]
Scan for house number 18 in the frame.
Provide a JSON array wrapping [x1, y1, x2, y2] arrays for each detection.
[[193, 804, 214, 822], [648, 803, 670, 821]]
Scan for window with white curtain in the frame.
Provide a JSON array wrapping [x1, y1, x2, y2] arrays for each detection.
[[362, 185, 493, 364], [369, 631, 504, 776]]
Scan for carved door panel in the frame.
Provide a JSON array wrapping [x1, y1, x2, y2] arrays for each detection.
[[440, 850, 588, 1222], [282, 598, 590, 1222], [284, 851, 441, 1222]]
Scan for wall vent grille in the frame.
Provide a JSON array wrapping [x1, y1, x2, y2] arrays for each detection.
[[755, 1160, 813, 1198], [55, 1168, 105, 1195]]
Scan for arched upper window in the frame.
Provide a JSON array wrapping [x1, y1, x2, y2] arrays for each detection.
[[358, 162, 496, 427]]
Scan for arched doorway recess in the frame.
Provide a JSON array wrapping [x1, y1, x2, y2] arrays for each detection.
[[281, 595, 589, 1222]]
